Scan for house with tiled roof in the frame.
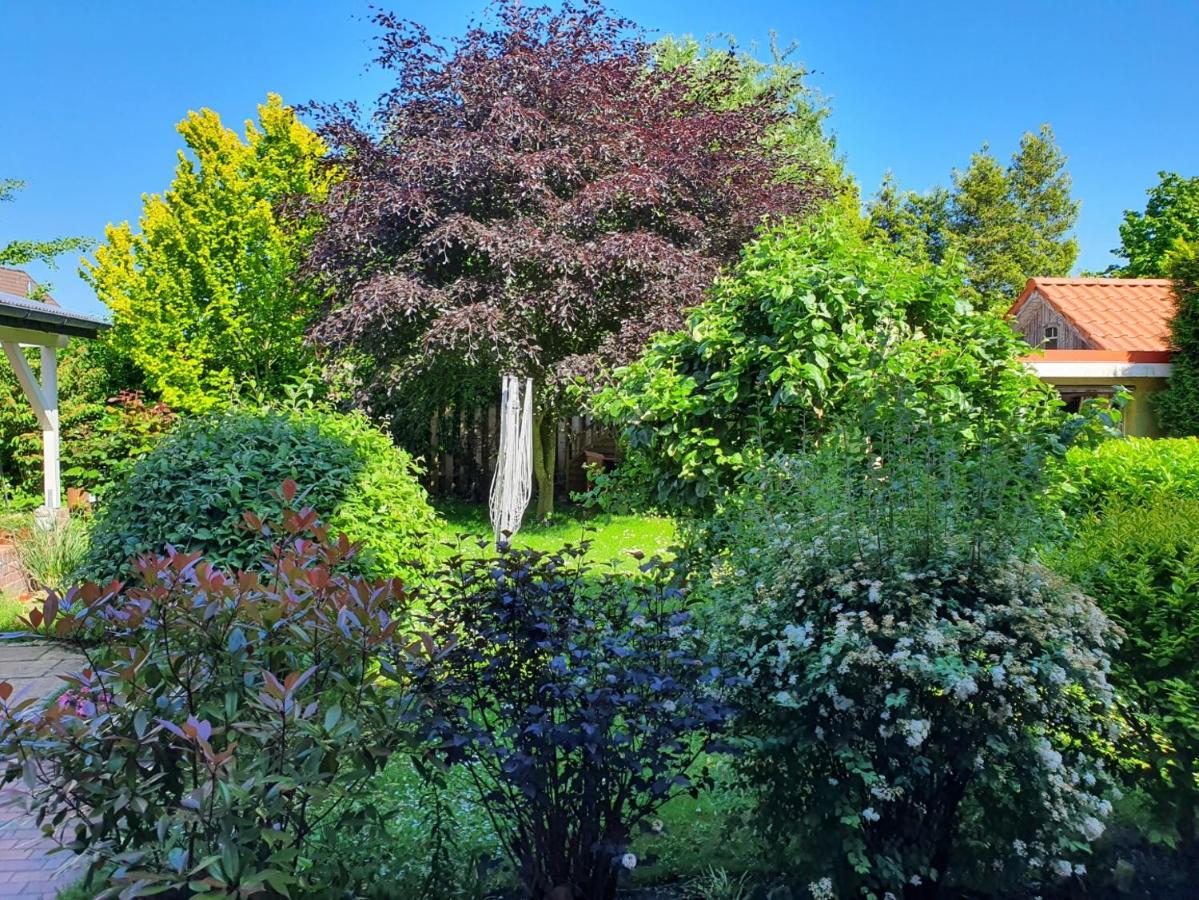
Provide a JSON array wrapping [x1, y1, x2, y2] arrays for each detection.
[[1009, 277, 1177, 436]]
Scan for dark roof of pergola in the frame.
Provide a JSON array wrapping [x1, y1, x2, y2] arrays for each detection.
[[0, 290, 110, 339]]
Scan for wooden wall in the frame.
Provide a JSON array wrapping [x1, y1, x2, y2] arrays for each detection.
[[1012, 291, 1090, 350], [424, 405, 615, 501]]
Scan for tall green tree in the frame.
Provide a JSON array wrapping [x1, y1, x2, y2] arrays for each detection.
[[592, 212, 1057, 508], [868, 124, 1079, 310], [1112, 172, 1199, 277], [82, 94, 336, 413], [1155, 239, 1199, 435], [0, 179, 91, 276]]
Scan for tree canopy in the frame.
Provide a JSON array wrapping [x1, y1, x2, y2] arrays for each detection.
[[82, 94, 336, 414], [1155, 240, 1199, 435], [303, 0, 830, 515], [868, 124, 1078, 310], [591, 212, 1057, 508], [1112, 172, 1199, 277]]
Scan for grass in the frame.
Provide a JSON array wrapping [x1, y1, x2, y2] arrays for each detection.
[[0, 592, 31, 633], [431, 500, 676, 570], [302, 754, 758, 898]]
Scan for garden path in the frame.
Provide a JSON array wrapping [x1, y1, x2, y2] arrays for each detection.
[[0, 641, 85, 899]]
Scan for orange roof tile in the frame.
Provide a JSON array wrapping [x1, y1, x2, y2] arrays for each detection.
[[1009, 277, 1176, 352]]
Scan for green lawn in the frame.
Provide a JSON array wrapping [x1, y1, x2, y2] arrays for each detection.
[[431, 500, 676, 570], [0, 592, 31, 633]]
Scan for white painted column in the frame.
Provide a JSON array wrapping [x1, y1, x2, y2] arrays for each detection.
[[39, 346, 60, 511]]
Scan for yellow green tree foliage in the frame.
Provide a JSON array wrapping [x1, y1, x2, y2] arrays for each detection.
[[82, 95, 335, 413]]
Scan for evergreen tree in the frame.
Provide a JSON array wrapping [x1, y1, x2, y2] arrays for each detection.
[[868, 125, 1079, 310], [82, 95, 335, 413]]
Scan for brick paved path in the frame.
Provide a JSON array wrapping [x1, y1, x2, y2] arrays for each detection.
[[0, 641, 85, 899]]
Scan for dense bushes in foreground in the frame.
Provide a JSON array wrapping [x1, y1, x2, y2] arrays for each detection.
[[1056, 436, 1199, 515], [691, 432, 1121, 898], [2, 487, 728, 899], [2, 487, 424, 896], [1050, 499, 1199, 850], [81, 406, 438, 581]]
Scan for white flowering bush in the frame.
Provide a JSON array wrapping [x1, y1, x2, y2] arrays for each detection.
[[692, 433, 1122, 898]]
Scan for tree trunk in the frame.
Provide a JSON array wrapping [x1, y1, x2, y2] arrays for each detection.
[[532, 408, 556, 520]]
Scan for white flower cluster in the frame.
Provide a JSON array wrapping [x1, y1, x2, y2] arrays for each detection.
[[698, 483, 1122, 894]]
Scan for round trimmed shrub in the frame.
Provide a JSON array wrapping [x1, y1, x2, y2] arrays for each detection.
[[81, 407, 439, 580]]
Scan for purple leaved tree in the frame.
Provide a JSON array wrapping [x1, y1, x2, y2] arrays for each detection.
[[304, 0, 826, 517]]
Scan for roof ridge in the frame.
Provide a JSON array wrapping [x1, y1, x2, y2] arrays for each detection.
[[1030, 276, 1175, 285]]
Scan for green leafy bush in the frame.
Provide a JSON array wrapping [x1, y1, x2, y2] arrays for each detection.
[[1049, 501, 1199, 847], [81, 406, 438, 581], [691, 429, 1120, 897], [591, 212, 1057, 509], [1057, 437, 1199, 515], [0, 491, 424, 897]]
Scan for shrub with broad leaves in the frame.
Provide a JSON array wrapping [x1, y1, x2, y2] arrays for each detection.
[[0, 482, 425, 898], [80, 406, 439, 583], [412, 542, 734, 900], [691, 430, 1122, 899], [1049, 499, 1199, 850]]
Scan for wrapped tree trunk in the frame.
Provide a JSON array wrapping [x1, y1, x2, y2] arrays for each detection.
[[489, 375, 534, 542], [532, 409, 557, 521]]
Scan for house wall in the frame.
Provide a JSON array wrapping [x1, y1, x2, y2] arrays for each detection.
[[1042, 375, 1165, 437], [1013, 291, 1090, 350]]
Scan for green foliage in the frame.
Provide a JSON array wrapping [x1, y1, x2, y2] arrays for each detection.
[[81, 406, 438, 582], [0, 513, 92, 594], [0, 500, 424, 898], [592, 212, 1056, 509], [868, 124, 1079, 309], [1048, 501, 1199, 847], [1156, 240, 1199, 435], [1113, 172, 1199, 277], [0, 341, 166, 503], [652, 34, 848, 196], [691, 428, 1119, 897], [1056, 437, 1199, 516], [0, 179, 91, 270], [81, 94, 336, 413]]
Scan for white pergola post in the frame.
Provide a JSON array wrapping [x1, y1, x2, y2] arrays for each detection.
[[39, 346, 60, 512], [2, 341, 62, 516]]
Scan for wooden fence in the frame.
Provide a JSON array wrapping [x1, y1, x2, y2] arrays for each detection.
[[423, 405, 617, 502]]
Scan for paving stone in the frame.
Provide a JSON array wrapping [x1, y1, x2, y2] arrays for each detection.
[[0, 641, 85, 898]]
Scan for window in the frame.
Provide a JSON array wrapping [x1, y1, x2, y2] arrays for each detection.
[[1043, 325, 1059, 349]]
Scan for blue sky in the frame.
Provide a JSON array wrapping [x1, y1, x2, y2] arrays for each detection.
[[3, 0, 1197, 318]]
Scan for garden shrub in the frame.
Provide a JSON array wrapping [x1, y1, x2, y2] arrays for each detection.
[[412, 541, 734, 900], [1049, 500, 1199, 848], [691, 430, 1121, 898], [1056, 436, 1199, 515], [590, 212, 1057, 510], [0, 487, 425, 897], [81, 405, 438, 581]]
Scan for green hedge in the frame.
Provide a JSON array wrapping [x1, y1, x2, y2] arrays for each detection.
[[81, 407, 439, 580], [1049, 500, 1199, 845], [1057, 437, 1199, 515]]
